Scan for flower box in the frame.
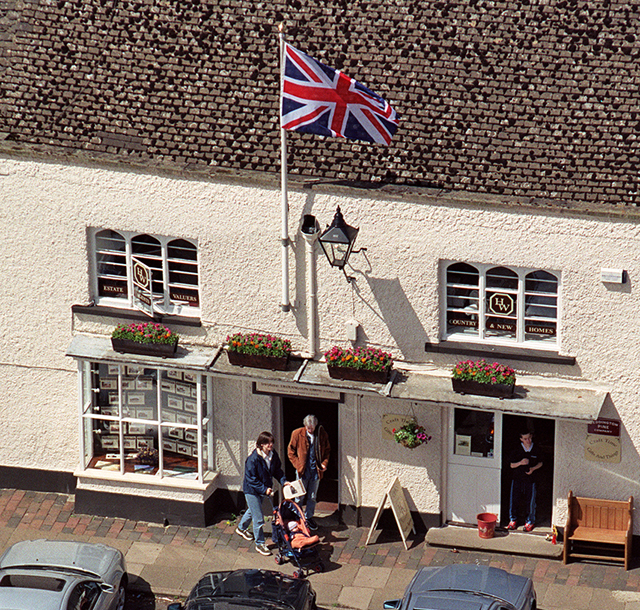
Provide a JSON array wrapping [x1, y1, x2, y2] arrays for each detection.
[[451, 378, 515, 398], [111, 338, 178, 357], [227, 351, 289, 371], [327, 365, 390, 384], [451, 359, 516, 398], [324, 346, 393, 384]]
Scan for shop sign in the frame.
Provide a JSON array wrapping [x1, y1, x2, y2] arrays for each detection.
[[132, 258, 154, 317], [488, 292, 514, 316], [585, 434, 621, 463], [486, 318, 516, 332], [447, 313, 478, 329], [170, 289, 200, 307], [587, 418, 620, 437], [99, 277, 127, 296], [382, 413, 413, 440], [253, 381, 343, 402], [366, 477, 415, 551], [525, 324, 556, 336]]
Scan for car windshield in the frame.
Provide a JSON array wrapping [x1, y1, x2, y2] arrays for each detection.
[[0, 574, 66, 591]]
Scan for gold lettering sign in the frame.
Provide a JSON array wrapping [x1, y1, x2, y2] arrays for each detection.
[[382, 414, 413, 440], [488, 292, 515, 316], [584, 434, 621, 463], [448, 317, 478, 328], [487, 320, 516, 332], [525, 325, 556, 336]]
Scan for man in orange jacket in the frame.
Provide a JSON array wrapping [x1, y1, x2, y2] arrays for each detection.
[[287, 414, 331, 530]]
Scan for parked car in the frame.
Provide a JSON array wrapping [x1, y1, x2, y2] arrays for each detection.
[[0, 539, 127, 610], [384, 564, 536, 610], [168, 569, 317, 610]]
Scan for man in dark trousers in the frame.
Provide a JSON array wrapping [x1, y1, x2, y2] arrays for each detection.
[[287, 414, 330, 530], [507, 429, 543, 532]]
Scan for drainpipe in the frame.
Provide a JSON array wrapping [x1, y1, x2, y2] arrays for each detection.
[[300, 215, 320, 358]]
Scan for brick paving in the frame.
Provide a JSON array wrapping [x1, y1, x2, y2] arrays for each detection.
[[0, 488, 639, 608]]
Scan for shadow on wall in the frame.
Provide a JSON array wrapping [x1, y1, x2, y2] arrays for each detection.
[[559, 394, 640, 517], [364, 275, 430, 361]]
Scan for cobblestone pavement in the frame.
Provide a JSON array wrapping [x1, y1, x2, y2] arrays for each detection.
[[0, 489, 639, 609]]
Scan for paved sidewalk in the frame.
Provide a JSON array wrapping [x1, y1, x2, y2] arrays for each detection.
[[0, 489, 639, 609]]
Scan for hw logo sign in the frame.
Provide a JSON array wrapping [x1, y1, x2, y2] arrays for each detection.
[[488, 293, 514, 316]]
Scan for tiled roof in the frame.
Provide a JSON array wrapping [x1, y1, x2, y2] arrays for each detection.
[[2, 0, 640, 207]]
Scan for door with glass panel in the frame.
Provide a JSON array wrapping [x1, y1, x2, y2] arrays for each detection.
[[447, 407, 502, 524]]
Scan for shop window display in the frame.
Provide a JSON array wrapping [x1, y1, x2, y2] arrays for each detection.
[[80, 361, 211, 481]]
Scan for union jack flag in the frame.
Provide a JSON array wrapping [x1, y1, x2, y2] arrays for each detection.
[[281, 43, 399, 146]]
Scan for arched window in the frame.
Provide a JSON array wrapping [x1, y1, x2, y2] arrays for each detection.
[[92, 229, 200, 316], [446, 262, 479, 336], [524, 270, 558, 342], [168, 238, 200, 308], [95, 230, 127, 299], [485, 266, 518, 341], [444, 262, 559, 346]]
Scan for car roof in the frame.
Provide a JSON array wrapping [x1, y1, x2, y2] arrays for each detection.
[[188, 569, 311, 610], [0, 540, 118, 579], [408, 565, 529, 607]]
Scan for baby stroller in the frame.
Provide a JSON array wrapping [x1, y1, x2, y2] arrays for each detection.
[[272, 499, 324, 578]]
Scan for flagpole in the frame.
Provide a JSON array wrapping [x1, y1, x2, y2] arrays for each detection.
[[279, 23, 290, 312]]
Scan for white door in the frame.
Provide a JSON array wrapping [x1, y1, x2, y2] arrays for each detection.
[[447, 407, 503, 524]]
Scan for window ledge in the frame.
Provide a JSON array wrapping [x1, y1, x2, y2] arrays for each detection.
[[75, 466, 217, 491], [424, 340, 575, 366], [72, 304, 202, 328]]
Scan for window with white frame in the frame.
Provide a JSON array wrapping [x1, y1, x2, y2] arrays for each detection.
[[78, 360, 212, 481], [445, 262, 559, 346], [93, 229, 200, 316]]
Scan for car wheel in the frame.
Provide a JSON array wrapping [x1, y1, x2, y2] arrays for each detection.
[[114, 580, 126, 610]]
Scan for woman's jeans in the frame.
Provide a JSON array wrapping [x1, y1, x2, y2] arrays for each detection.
[[239, 492, 272, 545]]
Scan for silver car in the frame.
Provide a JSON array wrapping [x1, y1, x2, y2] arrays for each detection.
[[0, 539, 127, 610], [384, 564, 536, 610]]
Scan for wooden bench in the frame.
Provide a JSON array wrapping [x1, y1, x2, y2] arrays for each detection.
[[563, 490, 633, 569]]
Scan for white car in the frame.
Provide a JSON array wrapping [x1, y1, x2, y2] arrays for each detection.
[[0, 539, 127, 610]]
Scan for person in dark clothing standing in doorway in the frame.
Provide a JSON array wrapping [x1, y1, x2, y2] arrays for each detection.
[[287, 414, 331, 531], [507, 429, 543, 532]]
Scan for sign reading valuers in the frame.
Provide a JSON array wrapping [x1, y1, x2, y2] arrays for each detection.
[[132, 258, 154, 317]]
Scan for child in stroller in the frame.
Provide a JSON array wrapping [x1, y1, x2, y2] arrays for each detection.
[[272, 499, 324, 577]]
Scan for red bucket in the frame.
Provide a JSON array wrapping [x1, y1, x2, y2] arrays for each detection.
[[477, 512, 497, 539]]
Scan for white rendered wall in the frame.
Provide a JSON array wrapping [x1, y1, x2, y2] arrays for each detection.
[[1, 155, 640, 527]]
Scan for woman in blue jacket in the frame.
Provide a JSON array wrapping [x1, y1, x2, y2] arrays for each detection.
[[236, 431, 291, 555]]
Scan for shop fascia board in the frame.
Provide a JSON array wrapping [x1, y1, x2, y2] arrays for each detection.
[[389, 366, 609, 421]]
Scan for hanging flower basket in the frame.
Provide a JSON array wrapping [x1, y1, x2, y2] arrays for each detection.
[[226, 332, 292, 371], [451, 360, 516, 398], [393, 419, 432, 449], [111, 322, 179, 357], [324, 346, 393, 384]]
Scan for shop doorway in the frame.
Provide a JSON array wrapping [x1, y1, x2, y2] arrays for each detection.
[[281, 397, 339, 504], [500, 414, 555, 528]]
